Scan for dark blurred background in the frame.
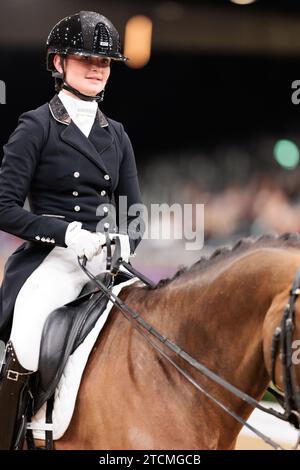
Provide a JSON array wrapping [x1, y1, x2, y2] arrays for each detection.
[[1, 0, 300, 280]]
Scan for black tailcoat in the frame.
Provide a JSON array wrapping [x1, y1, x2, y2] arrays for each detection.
[[0, 94, 143, 341]]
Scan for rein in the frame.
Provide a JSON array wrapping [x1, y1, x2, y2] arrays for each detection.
[[78, 251, 300, 450]]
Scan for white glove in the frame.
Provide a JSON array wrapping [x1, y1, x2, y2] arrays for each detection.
[[65, 221, 106, 261]]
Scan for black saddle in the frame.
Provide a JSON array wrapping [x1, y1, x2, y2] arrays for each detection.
[[32, 269, 134, 413]]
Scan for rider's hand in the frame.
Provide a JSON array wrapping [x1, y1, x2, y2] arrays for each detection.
[[65, 222, 106, 261]]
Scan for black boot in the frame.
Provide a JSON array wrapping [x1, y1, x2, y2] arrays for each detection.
[[0, 340, 34, 450]]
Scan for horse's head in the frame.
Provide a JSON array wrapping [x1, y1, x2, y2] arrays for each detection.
[[263, 267, 300, 428]]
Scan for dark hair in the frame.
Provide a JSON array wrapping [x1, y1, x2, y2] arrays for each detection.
[[54, 77, 64, 93], [46, 53, 64, 92]]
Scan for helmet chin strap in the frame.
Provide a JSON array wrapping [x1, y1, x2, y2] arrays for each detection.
[[62, 82, 104, 102], [60, 56, 104, 102]]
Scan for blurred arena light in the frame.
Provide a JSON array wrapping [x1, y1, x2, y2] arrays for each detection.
[[155, 2, 184, 22], [230, 0, 257, 5], [274, 139, 300, 170], [124, 15, 153, 69]]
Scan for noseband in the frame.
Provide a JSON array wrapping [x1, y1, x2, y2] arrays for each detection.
[[270, 268, 300, 428]]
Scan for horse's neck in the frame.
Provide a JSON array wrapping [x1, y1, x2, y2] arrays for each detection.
[[69, 247, 300, 450], [155, 249, 296, 405]]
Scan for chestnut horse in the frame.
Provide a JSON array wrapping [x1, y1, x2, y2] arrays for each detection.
[[45, 234, 300, 449]]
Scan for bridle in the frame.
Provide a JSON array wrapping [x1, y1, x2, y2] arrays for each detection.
[[269, 268, 300, 429], [78, 240, 300, 450]]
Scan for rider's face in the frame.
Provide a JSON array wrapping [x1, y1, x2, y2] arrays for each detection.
[[54, 54, 111, 98]]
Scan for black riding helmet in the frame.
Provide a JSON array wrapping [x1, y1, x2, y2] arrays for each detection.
[[46, 11, 128, 102]]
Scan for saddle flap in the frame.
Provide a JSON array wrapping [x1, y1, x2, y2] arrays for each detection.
[[33, 272, 113, 413], [32, 269, 135, 414]]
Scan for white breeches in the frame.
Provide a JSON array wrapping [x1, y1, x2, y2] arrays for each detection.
[[9, 245, 110, 371]]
